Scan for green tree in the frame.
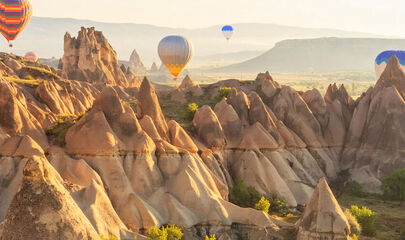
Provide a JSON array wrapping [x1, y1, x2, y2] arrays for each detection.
[[254, 196, 270, 213], [229, 179, 260, 208], [381, 169, 405, 202], [350, 205, 376, 237], [266, 194, 292, 216], [347, 181, 364, 197]]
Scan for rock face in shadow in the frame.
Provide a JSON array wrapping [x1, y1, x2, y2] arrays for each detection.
[[297, 178, 350, 240], [61, 27, 128, 86]]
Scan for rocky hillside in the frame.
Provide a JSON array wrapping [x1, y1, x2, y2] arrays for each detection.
[[213, 38, 405, 72], [0, 27, 404, 240]]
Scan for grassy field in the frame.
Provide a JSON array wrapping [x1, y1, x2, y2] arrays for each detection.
[[338, 194, 405, 240]]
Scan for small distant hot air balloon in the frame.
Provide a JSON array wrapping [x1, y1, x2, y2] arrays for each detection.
[[158, 35, 193, 81], [375, 50, 405, 79], [0, 0, 32, 47], [25, 51, 38, 61], [221, 25, 234, 41]]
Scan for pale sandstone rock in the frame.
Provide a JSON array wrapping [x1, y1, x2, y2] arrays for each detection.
[[61, 27, 128, 86], [193, 105, 226, 149], [297, 178, 350, 240], [0, 156, 100, 240]]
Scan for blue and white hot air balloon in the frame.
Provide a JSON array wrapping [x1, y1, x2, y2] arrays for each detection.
[[221, 25, 234, 41], [375, 50, 405, 79]]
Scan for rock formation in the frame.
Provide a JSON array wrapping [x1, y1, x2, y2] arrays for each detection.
[[170, 75, 203, 103], [0, 156, 101, 240], [121, 65, 142, 87], [128, 49, 147, 74], [341, 55, 405, 193], [137, 77, 168, 140], [297, 178, 350, 240], [0, 30, 404, 240], [150, 62, 158, 72], [61, 27, 128, 86]]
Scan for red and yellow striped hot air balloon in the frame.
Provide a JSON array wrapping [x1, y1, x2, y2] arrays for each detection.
[[0, 0, 32, 47]]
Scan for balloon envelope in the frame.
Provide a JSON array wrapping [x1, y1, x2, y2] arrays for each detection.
[[158, 35, 193, 79], [222, 25, 234, 40], [0, 0, 32, 43], [375, 50, 405, 79], [24, 51, 38, 61]]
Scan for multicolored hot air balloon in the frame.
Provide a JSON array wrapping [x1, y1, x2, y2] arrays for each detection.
[[24, 51, 37, 61], [158, 35, 193, 80], [0, 0, 32, 47], [375, 50, 405, 79], [221, 25, 234, 41]]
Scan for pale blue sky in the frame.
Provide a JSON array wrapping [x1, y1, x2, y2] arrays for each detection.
[[31, 0, 404, 36]]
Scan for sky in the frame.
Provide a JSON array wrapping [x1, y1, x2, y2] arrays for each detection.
[[31, 0, 405, 37]]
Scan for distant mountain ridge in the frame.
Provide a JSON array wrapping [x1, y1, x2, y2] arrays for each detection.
[[212, 37, 405, 72], [1, 17, 388, 66]]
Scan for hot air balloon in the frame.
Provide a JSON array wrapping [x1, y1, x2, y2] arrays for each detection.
[[221, 25, 234, 41], [375, 50, 405, 79], [158, 35, 193, 80], [24, 51, 37, 61], [0, 0, 32, 47]]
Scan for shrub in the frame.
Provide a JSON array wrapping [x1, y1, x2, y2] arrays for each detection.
[[350, 205, 376, 237], [24, 75, 34, 80], [400, 230, 405, 240], [147, 225, 183, 240], [229, 179, 261, 208], [100, 235, 118, 240], [330, 169, 350, 198], [186, 103, 199, 120], [164, 225, 183, 240], [266, 194, 292, 216], [344, 209, 361, 236], [347, 181, 364, 197], [285, 213, 295, 218], [381, 169, 405, 202], [205, 235, 216, 240], [148, 226, 166, 240], [254, 196, 270, 213], [218, 87, 231, 100]]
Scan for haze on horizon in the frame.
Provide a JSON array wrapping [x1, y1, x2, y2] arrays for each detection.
[[31, 0, 404, 37]]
